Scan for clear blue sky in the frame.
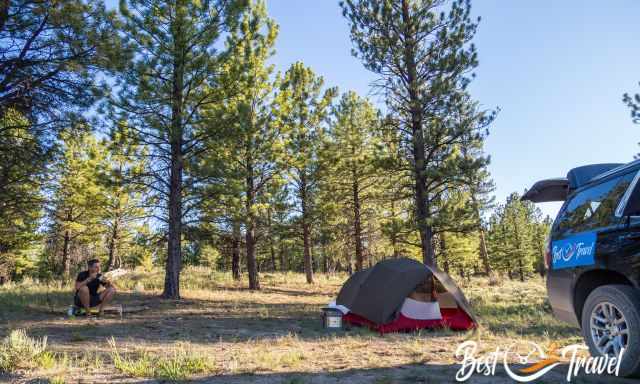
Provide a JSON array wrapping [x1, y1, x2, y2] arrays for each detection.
[[264, 0, 640, 218], [106, 1, 640, 218]]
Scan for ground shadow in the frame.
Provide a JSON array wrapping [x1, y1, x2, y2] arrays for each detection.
[[58, 362, 636, 384], [1, 290, 460, 346]]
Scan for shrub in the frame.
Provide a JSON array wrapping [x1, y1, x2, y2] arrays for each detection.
[[108, 337, 214, 380], [0, 329, 48, 372]]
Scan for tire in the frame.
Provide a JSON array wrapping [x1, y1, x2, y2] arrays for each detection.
[[581, 284, 640, 377]]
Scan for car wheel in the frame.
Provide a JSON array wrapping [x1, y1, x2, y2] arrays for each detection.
[[581, 284, 640, 377]]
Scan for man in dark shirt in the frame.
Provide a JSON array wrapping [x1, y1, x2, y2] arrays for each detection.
[[74, 259, 116, 316]]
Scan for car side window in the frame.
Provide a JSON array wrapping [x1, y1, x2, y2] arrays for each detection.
[[555, 171, 636, 236]]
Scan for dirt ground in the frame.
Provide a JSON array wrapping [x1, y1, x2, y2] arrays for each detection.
[[0, 270, 637, 383]]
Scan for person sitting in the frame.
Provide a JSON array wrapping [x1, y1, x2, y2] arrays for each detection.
[[74, 259, 117, 317]]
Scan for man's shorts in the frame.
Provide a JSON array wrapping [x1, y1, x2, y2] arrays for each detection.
[[74, 291, 102, 308]]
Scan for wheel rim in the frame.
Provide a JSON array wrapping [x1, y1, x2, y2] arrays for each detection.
[[590, 301, 629, 357]]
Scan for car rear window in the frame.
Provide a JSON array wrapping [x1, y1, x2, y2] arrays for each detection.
[[554, 171, 636, 236]]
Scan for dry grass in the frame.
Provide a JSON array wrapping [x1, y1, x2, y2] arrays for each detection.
[[0, 268, 598, 383]]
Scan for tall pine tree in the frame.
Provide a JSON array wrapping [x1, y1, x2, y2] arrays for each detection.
[[46, 129, 105, 277], [324, 91, 381, 271], [274, 62, 336, 283], [111, 0, 245, 298], [98, 123, 148, 271], [200, 0, 280, 290], [341, 0, 489, 266]]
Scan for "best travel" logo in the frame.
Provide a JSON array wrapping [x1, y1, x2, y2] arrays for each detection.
[[454, 341, 623, 382]]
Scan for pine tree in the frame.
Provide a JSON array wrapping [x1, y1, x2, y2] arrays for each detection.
[[624, 83, 640, 124], [485, 192, 549, 280], [46, 129, 105, 277], [274, 62, 337, 283], [0, 0, 122, 279], [0, 0, 124, 125], [0, 109, 44, 280], [459, 108, 495, 276], [111, 0, 245, 298], [376, 115, 415, 260], [503, 193, 534, 281], [198, 0, 280, 290], [98, 122, 148, 271], [341, 0, 489, 267], [323, 91, 381, 271]]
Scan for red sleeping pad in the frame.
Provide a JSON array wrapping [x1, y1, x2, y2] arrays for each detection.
[[343, 308, 475, 334]]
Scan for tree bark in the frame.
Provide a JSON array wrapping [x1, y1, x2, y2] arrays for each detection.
[[478, 228, 492, 276], [513, 218, 525, 282], [300, 173, 313, 283], [231, 221, 241, 280], [105, 221, 119, 272], [390, 199, 400, 258], [353, 175, 364, 271], [518, 258, 525, 282], [401, 0, 434, 267], [61, 209, 72, 277], [245, 161, 260, 290], [163, 18, 185, 299], [164, 137, 183, 299], [246, 218, 259, 289], [302, 221, 313, 283], [441, 232, 450, 274], [267, 208, 277, 271], [62, 229, 70, 277], [279, 243, 286, 272]]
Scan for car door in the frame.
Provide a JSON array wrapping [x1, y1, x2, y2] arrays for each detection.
[[548, 172, 635, 323], [558, 171, 637, 270], [613, 170, 640, 282]]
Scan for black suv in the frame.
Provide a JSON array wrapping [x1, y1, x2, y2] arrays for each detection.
[[523, 161, 640, 377]]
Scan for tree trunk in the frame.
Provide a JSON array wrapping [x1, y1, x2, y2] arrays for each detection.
[[322, 242, 329, 273], [518, 258, 525, 282], [353, 176, 364, 271], [246, 220, 259, 289], [302, 221, 313, 283], [401, 0, 434, 267], [231, 221, 241, 280], [164, 137, 183, 299], [62, 229, 70, 278], [105, 221, 119, 272], [61, 209, 72, 277], [390, 199, 400, 258], [163, 26, 185, 299], [245, 173, 260, 290], [513, 219, 525, 282], [300, 173, 313, 283], [267, 208, 277, 271], [279, 243, 286, 272], [441, 232, 450, 274], [478, 228, 492, 276]]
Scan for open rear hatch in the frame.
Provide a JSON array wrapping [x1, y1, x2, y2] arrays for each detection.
[[522, 164, 624, 203], [521, 178, 569, 202]]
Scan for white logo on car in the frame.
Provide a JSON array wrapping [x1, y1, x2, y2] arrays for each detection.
[[552, 242, 594, 264]]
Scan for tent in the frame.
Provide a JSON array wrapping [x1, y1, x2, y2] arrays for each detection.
[[333, 258, 477, 333]]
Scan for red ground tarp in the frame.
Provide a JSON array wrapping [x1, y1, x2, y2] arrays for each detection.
[[343, 308, 475, 334]]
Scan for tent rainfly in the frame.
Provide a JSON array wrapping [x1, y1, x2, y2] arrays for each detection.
[[332, 258, 477, 333]]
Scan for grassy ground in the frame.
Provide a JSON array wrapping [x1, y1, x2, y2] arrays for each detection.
[[0, 268, 633, 383]]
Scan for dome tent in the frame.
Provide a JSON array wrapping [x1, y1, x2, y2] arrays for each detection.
[[335, 258, 476, 333]]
